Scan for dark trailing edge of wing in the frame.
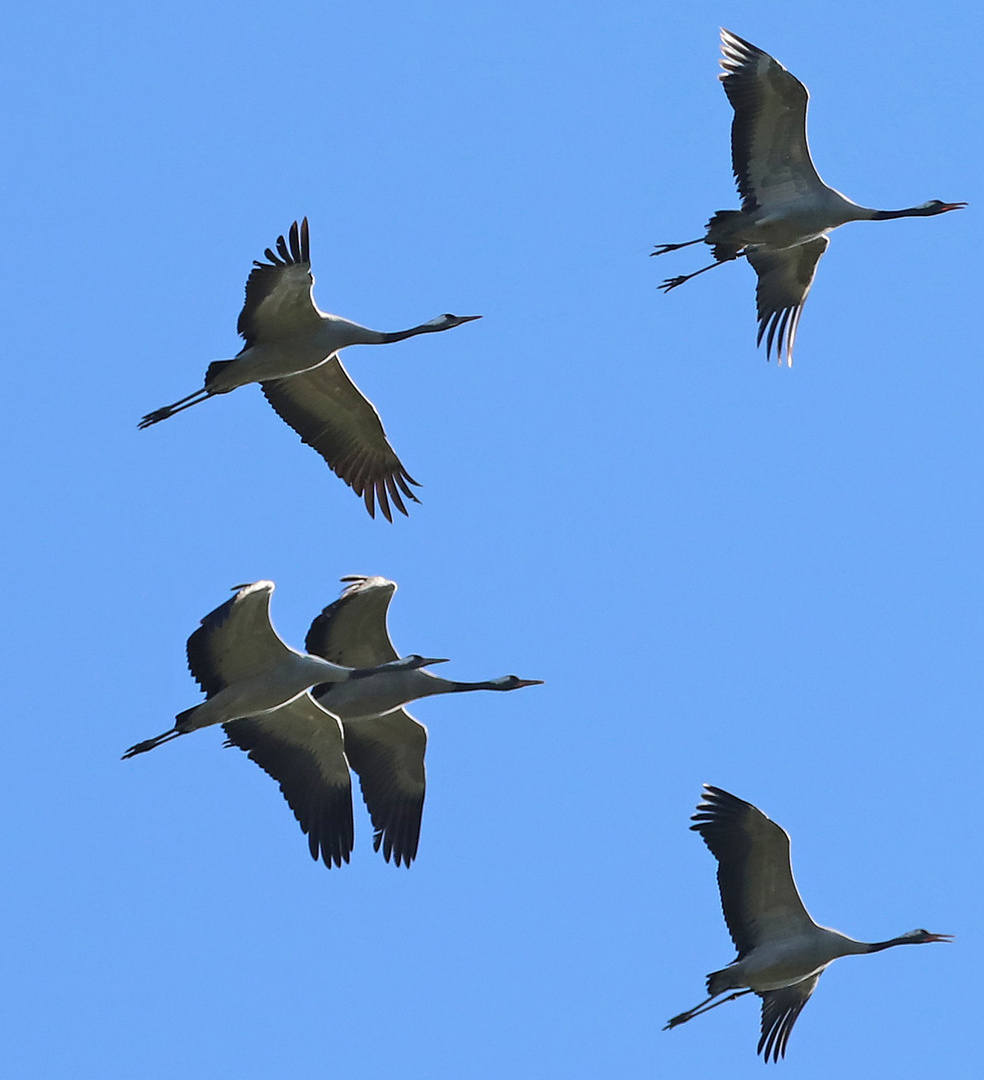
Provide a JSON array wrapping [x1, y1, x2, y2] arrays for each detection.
[[304, 577, 385, 661], [343, 721, 425, 868], [719, 29, 810, 214], [757, 979, 817, 1062], [237, 217, 311, 341], [222, 717, 354, 869], [260, 371, 421, 523], [691, 785, 758, 957], [186, 593, 240, 698]]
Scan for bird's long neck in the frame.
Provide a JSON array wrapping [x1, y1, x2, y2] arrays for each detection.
[[328, 318, 445, 347], [411, 677, 511, 699], [868, 206, 937, 221], [863, 935, 919, 953]]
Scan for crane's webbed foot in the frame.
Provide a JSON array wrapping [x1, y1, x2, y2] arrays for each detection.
[[659, 273, 693, 292]]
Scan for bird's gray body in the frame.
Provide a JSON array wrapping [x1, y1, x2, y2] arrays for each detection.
[[121, 581, 436, 757], [140, 219, 481, 519], [708, 926, 865, 994], [665, 786, 951, 1062], [654, 29, 965, 364], [220, 575, 542, 868]]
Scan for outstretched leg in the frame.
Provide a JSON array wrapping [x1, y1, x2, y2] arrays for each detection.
[[664, 988, 753, 1030], [650, 238, 705, 257], [658, 259, 734, 292], [122, 727, 185, 759], [138, 388, 213, 429]]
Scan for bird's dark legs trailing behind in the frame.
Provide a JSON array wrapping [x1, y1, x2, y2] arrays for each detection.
[[650, 238, 705, 257], [138, 388, 213, 429], [121, 728, 185, 759], [663, 988, 753, 1030], [658, 259, 734, 292]]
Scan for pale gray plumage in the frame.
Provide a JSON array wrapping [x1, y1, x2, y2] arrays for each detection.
[[221, 575, 543, 868], [121, 580, 436, 759], [665, 786, 952, 1062], [139, 218, 481, 519], [653, 29, 965, 364]]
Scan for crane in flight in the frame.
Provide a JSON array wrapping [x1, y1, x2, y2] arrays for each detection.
[[121, 580, 442, 759], [652, 29, 965, 364], [665, 786, 952, 1062], [223, 575, 544, 868], [139, 219, 481, 519]]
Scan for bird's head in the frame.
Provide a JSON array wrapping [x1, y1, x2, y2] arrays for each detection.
[[920, 200, 967, 214], [490, 675, 545, 690], [902, 928, 954, 944], [349, 655, 449, 679], [400, 654, 451, 669], [424, 313, 483, 330]]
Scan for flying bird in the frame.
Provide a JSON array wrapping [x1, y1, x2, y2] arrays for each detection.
[[665, 785, 951, 1062], [652, 29, 965, 364], [223, 575, 544, 868], [139, 218, 481, 519], [122, 581, 441, 760]]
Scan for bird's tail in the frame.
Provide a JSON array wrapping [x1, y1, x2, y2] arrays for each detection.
[[205, 359, 235, 389], [706, 966, 741, 996], [704, 210, 745, 262]]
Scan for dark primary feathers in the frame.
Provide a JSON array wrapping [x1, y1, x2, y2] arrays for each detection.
[[261, 362, 419, 523], [305, 575, 399, 668], [748, 237, 828, 362], [223, 693, 354, 868], [238, 218, 317, 346], [757, 978, 819, 1063], [342, 712, 427, 867], [691, 785, 813, 958], [186, 582, 288, 700], [305, 576, 428, 866], [719, 28, 823, 212]]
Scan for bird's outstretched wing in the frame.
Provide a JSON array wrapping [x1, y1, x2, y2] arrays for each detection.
[[223, 693, 354, 868], [261, 357, 420, 521], [238, 218, 321, 346], [305, 576, 400, 668], [747, 236, 828, 365], [719, 29, 825, 212], [691, 786, 816, 957], [187, 581, 294, 698], [757, 976, 820, 1062], [340, 711, 427, 867]]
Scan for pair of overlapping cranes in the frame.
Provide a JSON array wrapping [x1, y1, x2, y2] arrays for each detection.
[[127, 28, 959, 1064]]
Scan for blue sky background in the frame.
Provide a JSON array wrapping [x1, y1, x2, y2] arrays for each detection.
[[1, 1, 980, 1076]]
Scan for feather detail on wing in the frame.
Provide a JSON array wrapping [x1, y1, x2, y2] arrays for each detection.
[[186, 582, 292, 698], [757, 976, 820, 1062], [341, 711, 427, 868], [222, 693, 354, 868], [238, 218, 321, 346], [305, 577, 400, 668], [719, 29, 825, 212], [691, 786, 816, 957], [261, 357, 420, 521], [747, 236, 828, 365]]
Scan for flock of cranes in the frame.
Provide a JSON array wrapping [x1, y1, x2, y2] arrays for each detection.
[[127, 27, 959, 1065]]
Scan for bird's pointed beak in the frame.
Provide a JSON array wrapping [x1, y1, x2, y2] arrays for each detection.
[[513, 678, 545, 688], [940, 202, 967, 212], [419, 657, 451, 667], [457, 315, 483, 323], [925, 932, 955, 943]]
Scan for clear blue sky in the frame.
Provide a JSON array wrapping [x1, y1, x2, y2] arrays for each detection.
[[1, 1, 979, 1077]]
